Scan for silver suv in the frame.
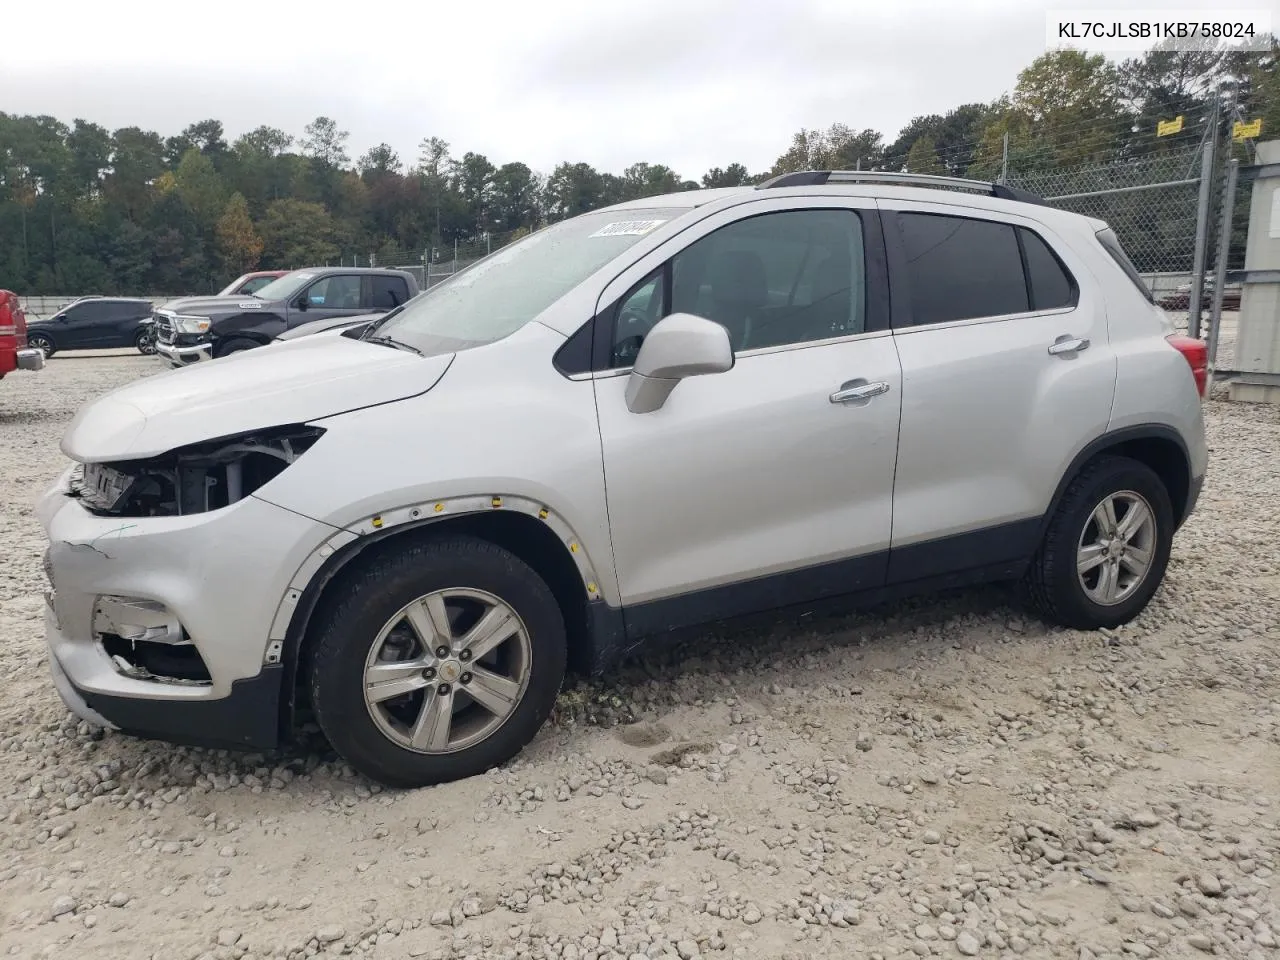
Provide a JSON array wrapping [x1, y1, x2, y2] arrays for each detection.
[[39, 172, 1208, 787]]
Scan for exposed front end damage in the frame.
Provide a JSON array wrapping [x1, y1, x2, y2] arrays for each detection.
[[70, 425, 325, 517], [38, 461, 339, 750]]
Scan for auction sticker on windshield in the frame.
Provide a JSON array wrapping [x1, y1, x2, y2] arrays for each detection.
[[589, 220, 668, 238]]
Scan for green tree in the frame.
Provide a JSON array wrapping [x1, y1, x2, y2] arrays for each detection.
[[259, 198, 338, 267], [1011, 50, 1125, 166], [543, 162, 606, 220], [701, 163, 752, 187], [215, 193, 264, 275], [66, 119, 113, 198], [301, 116, 350, 166], [106, 126, 166, 219], [452, 152, 496, 231], [906, 136, 946, 174], [358, 143, 401, 182], [172, 148, 226, 226], [621, 162, 683, 199], [489, 162, 541, 231], [182, 119, 229, 165], [770, 124, 882, 174]]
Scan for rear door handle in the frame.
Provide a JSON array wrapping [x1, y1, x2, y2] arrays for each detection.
[[1048, 336, 1090, 356], [830, 380, 890, 404]]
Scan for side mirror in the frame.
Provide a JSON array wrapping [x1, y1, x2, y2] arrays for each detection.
[[625, 312, 733, 414], [294, 294, 309, 311]]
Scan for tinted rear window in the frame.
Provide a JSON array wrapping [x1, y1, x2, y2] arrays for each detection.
[[371, 275, 410, 310], [1018, 228, 1077, 310], [898, 213, 1029, 325]]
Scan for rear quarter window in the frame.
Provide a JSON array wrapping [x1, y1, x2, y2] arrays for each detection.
[[1018, 228, 1077, 310]]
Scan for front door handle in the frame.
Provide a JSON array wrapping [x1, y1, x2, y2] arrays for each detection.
[[1048, 336, 1090, 357], [830, 380, 890, 404]]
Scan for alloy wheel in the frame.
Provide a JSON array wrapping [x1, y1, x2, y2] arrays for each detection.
[[362, 588, 532, 754], [1076, 490, 1157, 606]]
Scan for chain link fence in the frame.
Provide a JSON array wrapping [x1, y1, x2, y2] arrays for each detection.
[[1007, 142, 1206, 284]]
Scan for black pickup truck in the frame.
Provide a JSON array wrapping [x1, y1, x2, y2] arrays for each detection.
[[153, 267, 419, 366]]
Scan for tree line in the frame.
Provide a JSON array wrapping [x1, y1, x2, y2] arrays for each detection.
[[1, 39, 1276, 294]]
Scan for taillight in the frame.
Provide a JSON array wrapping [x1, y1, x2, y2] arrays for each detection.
[[1166, 334, 1207, 398]]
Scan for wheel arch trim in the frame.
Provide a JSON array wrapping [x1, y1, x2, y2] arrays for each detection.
[[268, 493, 607, 650], [1039, 423, 1195, 541]]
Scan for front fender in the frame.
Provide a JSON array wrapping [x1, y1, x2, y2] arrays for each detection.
[[262, 492, 609, 649]]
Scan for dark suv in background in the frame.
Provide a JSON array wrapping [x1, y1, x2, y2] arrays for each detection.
[[24, 297, 157, 357], [153, 267, 419, 366]]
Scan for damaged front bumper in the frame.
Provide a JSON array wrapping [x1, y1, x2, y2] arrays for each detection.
[[38, 467, 335, 750], [155, 340, 211, 367]]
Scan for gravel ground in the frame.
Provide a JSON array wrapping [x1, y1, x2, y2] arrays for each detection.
[[2, 339, 1278, 960]]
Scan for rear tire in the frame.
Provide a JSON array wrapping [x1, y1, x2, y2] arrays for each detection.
[[215, 337, 259, 358], [27, 333, 55, 358], [1026, 455, 1174, 630], [307, 536, 567, 788]]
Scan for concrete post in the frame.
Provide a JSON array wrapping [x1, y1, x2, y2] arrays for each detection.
[[1228, 140, 1280, 404]]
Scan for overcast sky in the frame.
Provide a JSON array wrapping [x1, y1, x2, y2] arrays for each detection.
[[1, 0, 1264, 178]]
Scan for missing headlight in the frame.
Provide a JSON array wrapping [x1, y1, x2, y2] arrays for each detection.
[[71, 425, 325, 517]]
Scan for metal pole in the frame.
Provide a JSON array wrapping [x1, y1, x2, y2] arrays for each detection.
[[1188, 104, 1219, 339], [999, 131, 1009, 185], [1205, 158, 1240, 397]]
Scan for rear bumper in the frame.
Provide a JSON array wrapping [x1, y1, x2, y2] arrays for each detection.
[[16, 347, 44, 371], [1182, 472, 1205, 528], [156, 340, 211, 366]]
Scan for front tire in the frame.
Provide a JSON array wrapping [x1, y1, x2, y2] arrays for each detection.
[[215, 337, 259, 358], [1026, 455, 1174, 630], [307, 536, 567, 788], [135, 329, 157, 355]]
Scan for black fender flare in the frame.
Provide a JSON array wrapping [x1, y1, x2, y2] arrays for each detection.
[[1037, 424, 1196, 543]]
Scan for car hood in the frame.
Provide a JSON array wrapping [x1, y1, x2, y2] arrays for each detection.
[[61, 334, 454, 462], [158, 295, 273, 315], [275, 312, 380, 342]]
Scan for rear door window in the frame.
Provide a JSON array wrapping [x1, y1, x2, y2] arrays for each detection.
[[371, 275, 410, 310], [896, 212, 1029, 325]]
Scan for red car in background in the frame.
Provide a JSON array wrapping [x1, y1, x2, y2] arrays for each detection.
[[0, 290, 44, 381], [217, 271, 288, 296]]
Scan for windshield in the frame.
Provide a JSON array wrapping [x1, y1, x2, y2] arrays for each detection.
[[251, 271, 319, 302], [371, 208, 687, 353], [218, 274, 250, 296], [219, 274, 276, 296]]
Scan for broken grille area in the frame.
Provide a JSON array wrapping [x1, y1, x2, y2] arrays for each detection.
[[69, 425, 324, 517]]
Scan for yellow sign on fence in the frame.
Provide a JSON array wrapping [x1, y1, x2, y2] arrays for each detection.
[[1234, 119, 1263, 141], [1157, 116, 1184, 137]]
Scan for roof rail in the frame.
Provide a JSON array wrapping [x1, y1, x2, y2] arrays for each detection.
[[755, 170, 1046, 206]]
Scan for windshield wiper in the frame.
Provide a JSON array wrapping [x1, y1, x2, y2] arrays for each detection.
[[363, 335, 423, 356]]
